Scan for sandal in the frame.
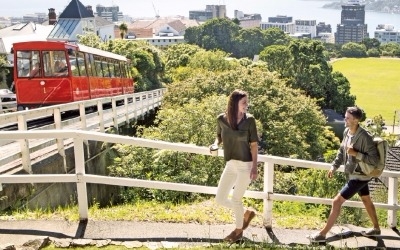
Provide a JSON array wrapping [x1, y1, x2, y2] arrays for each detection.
[[361, 228, 381, 236], [224, 230, 243, 243], [307, 232, 326, 243]]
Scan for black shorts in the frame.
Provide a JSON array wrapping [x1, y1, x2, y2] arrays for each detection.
[[340, 179, 370, 200]]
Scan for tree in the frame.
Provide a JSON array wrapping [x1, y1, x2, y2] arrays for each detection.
[[259, 45, 292, 78], [289, 39, 333, 99], [164, 43, 202, 70], [184, 26, 202, 45], [380, 42, 400, 57], [341, 42, 367, 57], [232, 28, 268, 59], [0, 55, 9, 89], [258, 39, 355, 114], [361, 38, 381, 51], [367, 48, 380, 57], [263, 27, 291, 47], [119, 22, 128, 39], [232, 18, 240, 26], [184, 18, 241, 54], [77, 32, 102, 48], [326, 71, 356, 113]]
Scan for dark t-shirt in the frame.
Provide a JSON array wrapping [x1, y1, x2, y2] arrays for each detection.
[[216, 113, 259, 162]]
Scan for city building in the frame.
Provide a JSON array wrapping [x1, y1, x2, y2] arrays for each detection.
[[0, 17, 11, 29], [374, 24, 400, 44], [234, 10, 261, 29], [95, 4, 124, 22], [295, 19, 317, 38], [335, 0, 369, 45], [189, 5, 226, 21], [9, 13, 48, 25], [260, 15, 295, 34], [316, 22, 332, 35], [135, 36, 185, 49], [314, 22, 334, 43], [315, 32, 335, 44], [290, 33, 312, 39], [119, 18, 196, 48], [47, 0, 115, 42]]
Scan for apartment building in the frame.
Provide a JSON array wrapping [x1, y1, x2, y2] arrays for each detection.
[[96, 4, 124, 22], [295, 19, 317, 38], [234, 10, 261, 29], [335, 1, 368, 44], [374, 24, 400, 44], [189, 5, 226, 21], [260, 15, 295, 34], [316, 22, 332, 35]]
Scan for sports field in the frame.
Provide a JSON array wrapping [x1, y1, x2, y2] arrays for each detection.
[[331, 58, 400, 126]]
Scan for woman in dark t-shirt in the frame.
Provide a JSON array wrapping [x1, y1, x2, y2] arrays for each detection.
[[210, 89, 259, 243]]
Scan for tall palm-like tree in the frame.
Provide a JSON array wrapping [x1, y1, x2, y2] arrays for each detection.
[[119, 23, 128, 39]]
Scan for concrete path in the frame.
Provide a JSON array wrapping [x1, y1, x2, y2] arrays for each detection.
[[0, 220, 400, 249]]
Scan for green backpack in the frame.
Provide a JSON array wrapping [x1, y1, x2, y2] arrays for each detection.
[[348, 128, 388, 177]]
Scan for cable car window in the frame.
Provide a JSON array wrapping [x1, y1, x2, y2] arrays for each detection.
[[86, 54, 95, 76], [77, 52, 87, 76], [102, 60, 110, 77], [16, 50, 40, 78], [94, 55, 103, 77], [43, 50, 68, 77], [114, 61, 121, 77]]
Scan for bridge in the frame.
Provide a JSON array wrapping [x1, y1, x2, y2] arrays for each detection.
[[0, 88, 165, 175], [0, 88, 399, 248]]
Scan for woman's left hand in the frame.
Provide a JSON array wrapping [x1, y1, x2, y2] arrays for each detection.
[[250, 166, 258, 181]]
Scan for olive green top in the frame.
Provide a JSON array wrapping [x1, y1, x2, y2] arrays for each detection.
[[216, 113, 258, 162]]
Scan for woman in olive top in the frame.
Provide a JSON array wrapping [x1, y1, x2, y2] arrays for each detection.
[[210, 89, 259, 243]]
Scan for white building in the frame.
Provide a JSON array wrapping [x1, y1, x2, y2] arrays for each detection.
[[295, 19, 317, 38], [234, 10, 262, 29], [316, 32, 335, 44], [260, 16, 295, 34], [48, 0, 115, 42], [374, 24, 400, 44], [135, 36, 185, 49]]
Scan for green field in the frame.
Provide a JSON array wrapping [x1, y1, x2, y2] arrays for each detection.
[[331, 58, 400, 126]]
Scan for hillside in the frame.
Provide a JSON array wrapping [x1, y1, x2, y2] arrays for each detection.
[[323, 0, 400, 14]]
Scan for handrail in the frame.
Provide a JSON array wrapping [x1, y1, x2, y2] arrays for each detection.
[[0, 100, 17, 113], [0, 129, 398, 228]]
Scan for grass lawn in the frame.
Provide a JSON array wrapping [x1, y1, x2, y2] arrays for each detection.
[[331, 58, 400, 126]]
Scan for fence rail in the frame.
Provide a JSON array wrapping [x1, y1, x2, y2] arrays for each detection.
[[0, 100, 17, 113], [0, 129, 398, 228]]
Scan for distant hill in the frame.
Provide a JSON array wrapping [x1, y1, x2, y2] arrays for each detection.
[[322, 0, 400, 14]]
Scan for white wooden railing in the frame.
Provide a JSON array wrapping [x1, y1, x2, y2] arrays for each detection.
[[0, 99, 17, 113], [0, 89, 166, 173], [0, 130, 398, 228]]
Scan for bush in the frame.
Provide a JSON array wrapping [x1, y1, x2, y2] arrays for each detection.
[[367, 48, 380, 57]]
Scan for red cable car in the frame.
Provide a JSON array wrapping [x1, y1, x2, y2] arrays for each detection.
[[13, 41, 134, 110]]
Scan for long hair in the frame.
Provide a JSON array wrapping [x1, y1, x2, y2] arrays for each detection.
[[226, 89, 248, 130]]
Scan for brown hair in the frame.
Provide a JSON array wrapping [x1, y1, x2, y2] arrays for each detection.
[[346, 106, 363, 120], [226, 89, 248, 130]]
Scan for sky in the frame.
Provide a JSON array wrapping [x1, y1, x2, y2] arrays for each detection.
[[0, 0, 237, 18], [1, 0, 398, 35]]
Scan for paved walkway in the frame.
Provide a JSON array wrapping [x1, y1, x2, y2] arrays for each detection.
[[0, 220, 400, 249]]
